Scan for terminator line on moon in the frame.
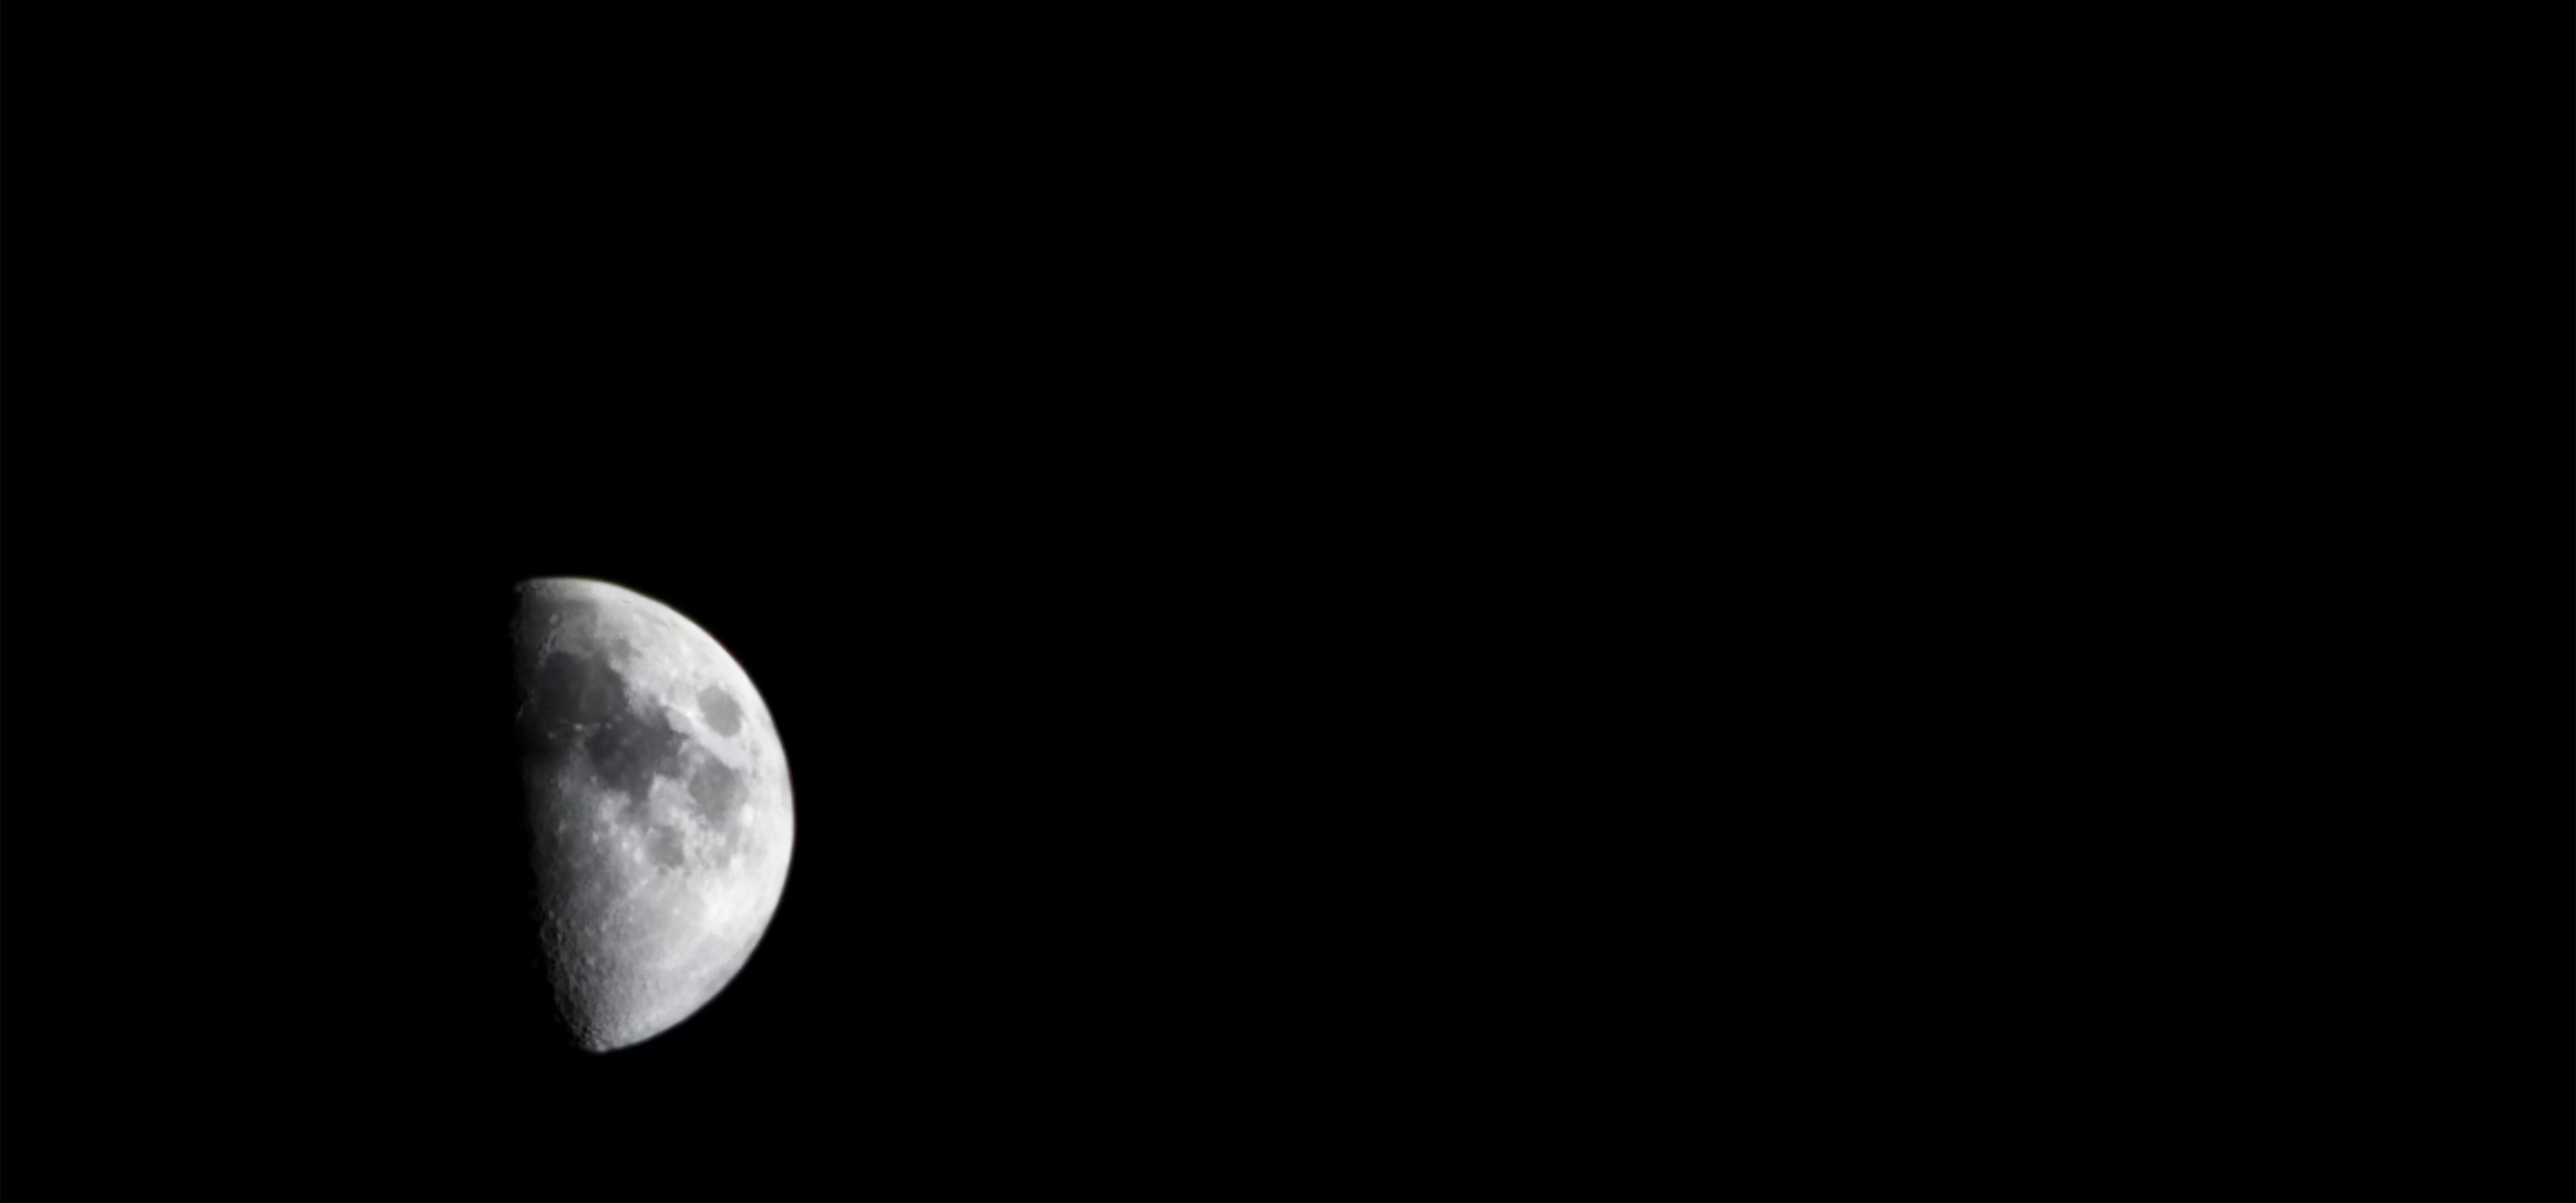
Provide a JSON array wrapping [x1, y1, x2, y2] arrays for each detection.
[[512, 578, 794, 1052]]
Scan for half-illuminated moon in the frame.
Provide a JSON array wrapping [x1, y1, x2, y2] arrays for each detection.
[[511, 578, 794, 1052]]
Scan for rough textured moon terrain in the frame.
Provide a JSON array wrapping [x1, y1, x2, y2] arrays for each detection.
[[512, 578, 794, 1052]]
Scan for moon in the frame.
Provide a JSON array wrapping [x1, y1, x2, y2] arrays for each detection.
[[511, 578, 794, 1052]]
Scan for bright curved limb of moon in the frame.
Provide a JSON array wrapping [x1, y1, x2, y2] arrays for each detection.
[[512, 578, 794, 1052]]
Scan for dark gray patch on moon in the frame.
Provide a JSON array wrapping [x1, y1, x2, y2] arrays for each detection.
[[525, 639, 692, 806], [643, 823, 687, 870], [527, 647, 625, 749], [698, 686, 742, 737], [687, 757, 744, 823], [587, 699, 687, 804]]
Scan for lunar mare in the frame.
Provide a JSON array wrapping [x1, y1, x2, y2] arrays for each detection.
[[513, 578, 794, 1052]]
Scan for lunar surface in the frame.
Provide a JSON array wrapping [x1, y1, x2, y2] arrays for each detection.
[[512, 578, 794, 1052]]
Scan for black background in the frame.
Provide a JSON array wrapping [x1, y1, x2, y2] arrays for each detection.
[[9, 9, 2576, 1203]]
